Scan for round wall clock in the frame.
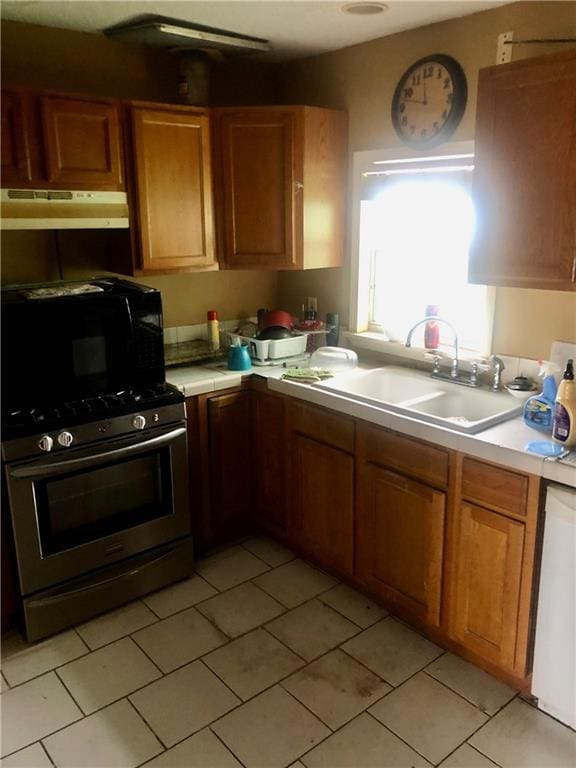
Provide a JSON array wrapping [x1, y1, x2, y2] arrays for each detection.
[[391, 54, 467, 148]]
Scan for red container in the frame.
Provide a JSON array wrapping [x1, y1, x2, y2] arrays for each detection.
[[259, 310, 294, 331], [424, 305, 439, 349]]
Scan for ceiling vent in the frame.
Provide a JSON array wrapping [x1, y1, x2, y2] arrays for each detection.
[[104, 15, 270, 56]]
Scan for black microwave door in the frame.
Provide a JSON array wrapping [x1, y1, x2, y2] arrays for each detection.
[[3, 295, 134, 410]]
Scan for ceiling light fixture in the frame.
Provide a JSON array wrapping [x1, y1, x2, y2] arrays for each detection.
[[342, 2, 388, 15]]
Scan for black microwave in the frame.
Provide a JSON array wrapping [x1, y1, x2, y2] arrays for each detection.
[[1, 278, 164, 413]]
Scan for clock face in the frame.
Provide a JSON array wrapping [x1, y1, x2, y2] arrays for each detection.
[[391, 55, 467, 148]]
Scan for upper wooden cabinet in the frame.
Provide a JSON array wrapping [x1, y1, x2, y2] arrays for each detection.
[[128, 103, 216, 272], [1, 89, 125, 191], [213, 106, 347, 270], [469, 50, 576, 290]]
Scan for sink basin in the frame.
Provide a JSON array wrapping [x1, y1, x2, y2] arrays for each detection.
[[314, 367, 523, 433]]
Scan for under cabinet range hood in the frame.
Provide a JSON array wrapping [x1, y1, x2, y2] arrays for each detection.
[[0, 189, 130, 230]]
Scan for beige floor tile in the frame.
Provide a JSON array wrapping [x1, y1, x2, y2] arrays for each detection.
[[266, 599, 358, 660], [43, 699, 162, 768], [57, 637, 161, 714], [132, 607, 227, 673], [369, 672, 488, 764], [342, 617, 443, 686], [76, 600, 157, 650], [2, 630, 87, 687], [242, 536, 295, 567], [204, 628, 303, 700], [1, 672, 9, 692], [196, 546, 270, 591], [426, 653, 516, 715], [197, 582, 285, 637], [319, 584, 388, 629], [254, 560, 337, 608], [301, 712, 431, 768], [130, 661, 240, 747], [283, 649, 391, 729], [212, 685, 330, 768], [0, 672, 82, 757], [439, 743, 499, 767], [469, 698, 576, 768], [1, 743, 53, 767], [143, 728, 243, 768], [143, 575, 218, 619]]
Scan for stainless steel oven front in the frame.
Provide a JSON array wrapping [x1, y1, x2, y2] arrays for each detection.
[[5, 418, 190, 599]]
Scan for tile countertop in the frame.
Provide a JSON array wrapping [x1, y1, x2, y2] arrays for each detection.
[[167, 362, 575, 488]]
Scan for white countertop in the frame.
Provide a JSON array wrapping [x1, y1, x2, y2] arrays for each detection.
[[167, 361, 575, 488]]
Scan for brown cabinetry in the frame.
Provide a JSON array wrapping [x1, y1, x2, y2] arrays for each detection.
[[356, 424, 447, 627], [1, 89, 124, 190], [470, 49, 576, 290], [288, 401, 354, 573], [129, 103, 216, 272], [213, 106, 347, 270], [252, 389, 289, 538]]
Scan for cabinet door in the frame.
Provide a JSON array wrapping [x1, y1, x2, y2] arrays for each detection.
[[292, 434, 354, 575], [131, 107, 215, 271], [217, 110, 298, 269], [452, 503, 525, 673], [208, 391, 254, 544], [470, 50, 576, 290], [41, 96, 124, 189], [1, 91, 32, 184], [356, 464, 445, 626], [253, 392, 289, 537]]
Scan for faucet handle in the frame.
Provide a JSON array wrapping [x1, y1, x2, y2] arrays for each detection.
[[470, 362, 479, 385]]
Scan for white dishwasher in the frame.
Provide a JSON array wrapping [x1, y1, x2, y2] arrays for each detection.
[[532, 482, 576, 729]]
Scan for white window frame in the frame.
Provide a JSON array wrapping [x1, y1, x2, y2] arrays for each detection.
[[347, 140, 495, 360]]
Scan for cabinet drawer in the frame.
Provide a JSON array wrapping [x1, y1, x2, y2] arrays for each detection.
[[462, 457, 529, 517], [359, 424, 449, 488], [290, 401, 354, 453]]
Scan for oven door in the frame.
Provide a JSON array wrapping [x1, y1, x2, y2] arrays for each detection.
[[5, 422, 190, 595]]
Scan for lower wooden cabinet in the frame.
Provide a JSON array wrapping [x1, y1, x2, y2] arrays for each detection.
[[292, 433, 354, 574], [451, 502, 526, 674], [356, 463, 446, 627], [253, 390, 289, 537]]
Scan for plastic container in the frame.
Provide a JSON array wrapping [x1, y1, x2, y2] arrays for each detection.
[[424, 305, 440, 350], [207, 310, 220, 352], [553, 359, 576, 448], [309, 346, 358, 371], [524, 361, 560, 432], [228, 337, 252, 371]]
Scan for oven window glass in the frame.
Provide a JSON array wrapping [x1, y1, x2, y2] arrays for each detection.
[[35, 451, 174, 556]]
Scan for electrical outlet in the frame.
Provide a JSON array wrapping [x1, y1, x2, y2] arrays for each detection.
[[496, 31, 514, 64]]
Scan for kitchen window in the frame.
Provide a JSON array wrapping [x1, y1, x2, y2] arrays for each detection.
[[349, 142, 493, 357]]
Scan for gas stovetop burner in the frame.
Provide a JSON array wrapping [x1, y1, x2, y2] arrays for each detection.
[[3, 383, 183, 440]]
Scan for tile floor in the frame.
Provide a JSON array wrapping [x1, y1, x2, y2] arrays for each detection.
[[1, 536, 575, 768]]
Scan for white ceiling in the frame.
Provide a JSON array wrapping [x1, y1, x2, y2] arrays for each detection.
[[1, 1, 510, 61]]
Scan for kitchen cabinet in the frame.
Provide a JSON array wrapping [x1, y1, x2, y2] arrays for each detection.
[[206, 389, 254, 545], [469, 49, 576, 290], [447, 456, 540, 677], [1, 88, 125, 190], [288, 401, 355, 573], [355, 424, 447, 627], [128, 103, 216, 272], [213, 106, 347, 270], [252, 388, 290, 538]]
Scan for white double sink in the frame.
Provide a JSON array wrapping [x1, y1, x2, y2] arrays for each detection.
[[314, 366, 523, 434]]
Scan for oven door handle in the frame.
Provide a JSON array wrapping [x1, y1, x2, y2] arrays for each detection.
[[10, 426, 186, 479]]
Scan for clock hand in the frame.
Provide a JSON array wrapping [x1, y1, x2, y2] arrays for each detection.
[[422, 77, 428, 106]]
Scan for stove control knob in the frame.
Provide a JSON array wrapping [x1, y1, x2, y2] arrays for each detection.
[[132, 414, 146, 430], [38, 435, 54, 453], [57, 431, 74, 448]]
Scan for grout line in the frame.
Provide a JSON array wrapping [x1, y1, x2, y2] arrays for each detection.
[[467, 741, 503, 767], [53, 668, 87, 715], [421, 668, 505, 716], [124, 695, 169, 752], [39, 740, 56, 767], [71, 626, 92, 653], [366, 711, 435, 764], [260, 626, 311, 665], [280, 683, 337, 732], [209, 726, 249, 768], [197, 657, 244, 704]]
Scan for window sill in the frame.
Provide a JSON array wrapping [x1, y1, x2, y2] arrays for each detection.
[[343, 331, 486, 368]]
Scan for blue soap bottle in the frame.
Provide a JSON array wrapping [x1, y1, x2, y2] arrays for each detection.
[[524, 361, 559, 432]]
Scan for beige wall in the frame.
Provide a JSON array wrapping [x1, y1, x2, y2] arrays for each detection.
[[0, 20, 280, 326], [276, 2, 576, 360]]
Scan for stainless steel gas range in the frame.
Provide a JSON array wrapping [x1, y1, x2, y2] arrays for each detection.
[[1, 279, 194, 641]]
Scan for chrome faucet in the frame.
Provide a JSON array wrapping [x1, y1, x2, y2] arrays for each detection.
[[490, 356, 505, 391], [405, 317, 460, 378]]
